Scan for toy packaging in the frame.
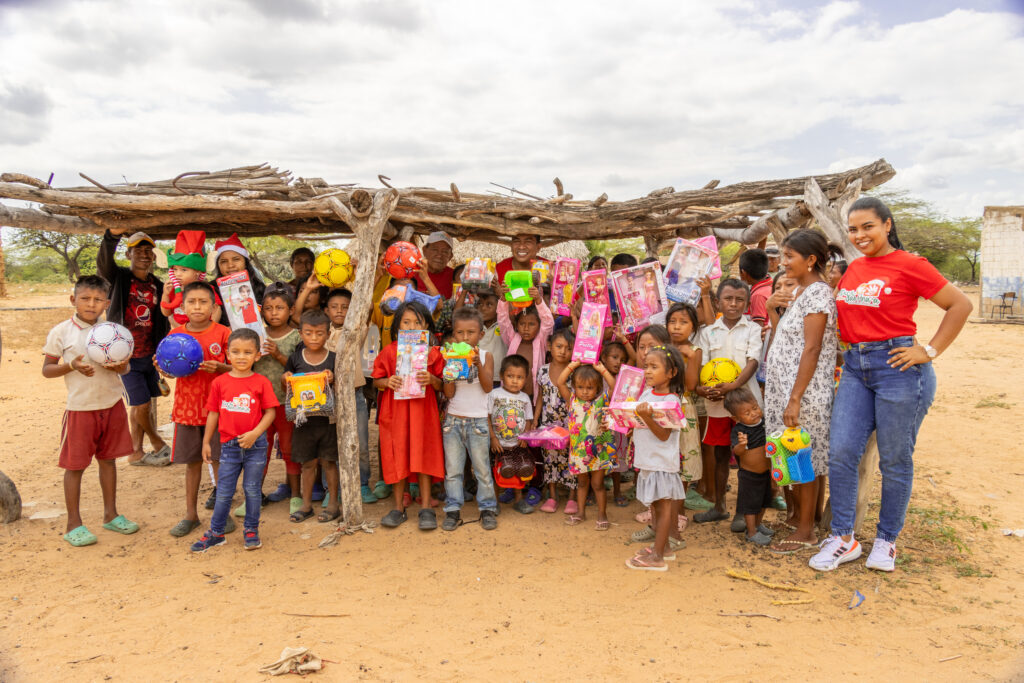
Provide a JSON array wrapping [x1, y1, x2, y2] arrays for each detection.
[[581, 269, 611, 327], [518, 425, 570, 450], [609, 262, 668, 334], [571, 302, 607, 363], [461, 257, 496, 293], [285, 371, 335, 426], [606, 400, 685, 430], [607, 365, 646, 433], [379, 284, 442, 317], [440, 342, 476, 381], [550, 257, 581, 316], [216, 271, 267, 349], [765, 427, 815, 486], [395, 329, 430, 400], [503, 270, 534, 308], [691, 235, 722, 280], [663, 238, 717, 305], [531, 259, 551, 285]]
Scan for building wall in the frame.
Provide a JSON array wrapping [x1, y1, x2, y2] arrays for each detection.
[[980, 206, 1024, 319]]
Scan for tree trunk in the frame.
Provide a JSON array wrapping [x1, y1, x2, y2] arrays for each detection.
[[329, 189, 400, 527], [803, 177, 862, 261], [0, 230, 7, 297]]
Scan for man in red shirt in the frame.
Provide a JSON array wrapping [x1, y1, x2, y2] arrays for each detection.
[[415, 231, 456, 298], [739, 249, 772, 326], [496, 234, 548, 281]]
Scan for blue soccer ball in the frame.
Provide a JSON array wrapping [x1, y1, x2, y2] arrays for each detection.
[[155, 333, 204, 378]]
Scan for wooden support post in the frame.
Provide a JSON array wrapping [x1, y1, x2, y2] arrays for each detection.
[[803, 177, 862, 261], [328, 189, 400, 527]]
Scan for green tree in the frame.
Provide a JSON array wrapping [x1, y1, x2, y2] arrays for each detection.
[[584, 237, 644, 264], [9, 229, 99, 282]]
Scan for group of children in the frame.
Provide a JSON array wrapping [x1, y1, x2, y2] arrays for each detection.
[[46, 234, 815, 573]]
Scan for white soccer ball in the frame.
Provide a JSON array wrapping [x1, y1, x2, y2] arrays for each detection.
[[86, 322, 134, 366]]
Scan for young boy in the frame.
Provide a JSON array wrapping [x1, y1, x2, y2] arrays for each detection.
[[162, 281, 231, 538], [43, 275, 138, 546], [192, 328, 279, 552], [284, 310, 340, 523], [724, 388, 776, 546], [475, 290, 507, 386], [440, 307, 498, 531], [488, 355, 536, 515], [693, 278, 762, 525]]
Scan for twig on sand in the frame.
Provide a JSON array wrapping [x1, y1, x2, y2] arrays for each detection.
[[718, 612, 780, 620], [938, 654, 963, 663], [68, 655, 102, 664], [282, 612, 350, 618]]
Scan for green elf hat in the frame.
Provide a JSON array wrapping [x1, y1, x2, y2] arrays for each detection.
[[166, 230, 208, 272]]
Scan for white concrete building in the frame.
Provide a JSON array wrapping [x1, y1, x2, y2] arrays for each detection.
[[980, 206, 1024, 320]]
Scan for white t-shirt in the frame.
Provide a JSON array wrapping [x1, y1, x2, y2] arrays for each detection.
[[631, 388, 681, 473], [486, 386, 534, 448], [43, 315, 127, 411], [695, 315, 763, 418], [478, 321, 507, 383], [446, 349, 489, 418]]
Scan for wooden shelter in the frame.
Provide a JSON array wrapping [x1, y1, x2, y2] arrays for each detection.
[[0, 158, 896, 533]]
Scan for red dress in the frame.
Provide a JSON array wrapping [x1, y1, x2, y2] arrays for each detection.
[[373, 343, 445, 484]]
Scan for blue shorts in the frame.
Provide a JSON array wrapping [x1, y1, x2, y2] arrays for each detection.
[[121, 355, 161, 406]]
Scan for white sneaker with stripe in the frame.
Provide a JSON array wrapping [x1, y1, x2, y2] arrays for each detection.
[[865, 538, 897, 572], [808, 535, 862, 571]]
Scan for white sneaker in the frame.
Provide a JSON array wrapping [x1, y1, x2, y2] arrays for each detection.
[[865, 539, 897, 572], [808, 535, 862, 571]]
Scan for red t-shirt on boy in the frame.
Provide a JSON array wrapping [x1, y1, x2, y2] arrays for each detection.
[[835, 250, 947, 344], [496, 257, 550, 282], [169, 322, 231, 425], [205, 373, 279, 442]]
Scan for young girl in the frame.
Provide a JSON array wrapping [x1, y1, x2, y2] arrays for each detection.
[[600, 339, 634, 507], [372, 301, 446, 530], [556, 360, 616, 529], [666, 303, 706, 508], [533, 328, 576, 513], [212, 234, 267, 312], [626, 344, 688, 571], [253, 283, 303, 508], [497, 285, 554, 396], [292, 273, 329, 326]]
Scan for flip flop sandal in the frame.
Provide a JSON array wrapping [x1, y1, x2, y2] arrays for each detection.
[[169, 518, 201, 537], [625, 554, 668, 572], [101, 515, 139, 535], [564, 515, 584, 526], [595, 520, 611, 531], [289, 509, 314, 523], [769, 539, 818, 555], [318, 509, 341, 523], [614, 496, 629, 507], [636, 546, 677, 561], [63, 525, 97, 547]]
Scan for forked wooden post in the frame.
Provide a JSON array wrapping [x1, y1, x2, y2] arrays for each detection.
[[327, 189, 400, 527]]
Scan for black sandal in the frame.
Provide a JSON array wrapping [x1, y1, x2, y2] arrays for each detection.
[[318, 509, 341, 523], [289, 508, 314, 523]]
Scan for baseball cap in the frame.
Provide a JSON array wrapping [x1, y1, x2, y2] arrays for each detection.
[[124, 231, 155, 248], [424, 231, 453, 248], [765, 245, 780, 256]]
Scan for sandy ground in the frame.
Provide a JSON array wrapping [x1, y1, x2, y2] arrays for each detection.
[[1, 283, 1023, 681]]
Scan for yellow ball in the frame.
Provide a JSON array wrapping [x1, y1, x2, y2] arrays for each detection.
[[314, 249, 353, 287], [699, 357, 742, 386], [780, 427, 811, 451]]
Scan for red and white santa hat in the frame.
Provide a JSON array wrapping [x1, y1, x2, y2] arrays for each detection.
[[214, 233, 249, 259]]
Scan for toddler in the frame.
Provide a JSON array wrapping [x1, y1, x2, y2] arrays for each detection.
[[723, 388, 776, 546]]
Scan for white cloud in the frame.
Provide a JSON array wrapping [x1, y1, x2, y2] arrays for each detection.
[[0, 0, 1021, 219]]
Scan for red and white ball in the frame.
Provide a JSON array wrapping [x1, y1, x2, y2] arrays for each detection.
[[86, 322, 134, 366]]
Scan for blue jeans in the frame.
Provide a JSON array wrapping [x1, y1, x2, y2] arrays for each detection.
[[828, 337, 936, 542], [211, 435, 268, 535], [441, 415, 497, 513]]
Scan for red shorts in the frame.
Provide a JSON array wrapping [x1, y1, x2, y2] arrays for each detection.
[[59, 404, 134, 470], [702, 416, 734, 447], [265, 410, 299, 475]]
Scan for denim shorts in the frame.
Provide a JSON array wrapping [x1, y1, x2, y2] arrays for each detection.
[[121, 355, 161, 406]]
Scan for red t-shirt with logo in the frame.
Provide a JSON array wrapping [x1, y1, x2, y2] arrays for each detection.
[[169, 322, 231, 425], [205, 372, 280, 442], [125, 278, 158, 357], [835, 250, 947, 344]]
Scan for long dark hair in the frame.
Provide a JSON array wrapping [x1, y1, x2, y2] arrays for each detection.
[[215, 253, 267, 302], [780, 228, 845, 278], [645, 344, 686, 394], [848, 196, 903, 250], [391, 300, 436, 341]]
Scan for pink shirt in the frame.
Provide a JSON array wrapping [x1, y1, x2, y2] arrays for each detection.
[[496, 299, 554, 388]]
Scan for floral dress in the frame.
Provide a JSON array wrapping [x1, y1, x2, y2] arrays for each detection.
[[679, 393, 702, 481], [567, 393, 615, 474], [764, 281, 838, 476], [536, 365, 575, 488]]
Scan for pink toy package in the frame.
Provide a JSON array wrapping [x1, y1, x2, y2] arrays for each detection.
[[607, 400, 685, 430], [572, 302, 606, 363], [663, 237, 717, 305], [607, 364, 646, 433], [581, 269, 611, 327], [518, 425, 570, 450], [692, 235, 722, 280], [395, 329, 430, 400], [550, 257, 581, 316], [609, 262, 668, 335]]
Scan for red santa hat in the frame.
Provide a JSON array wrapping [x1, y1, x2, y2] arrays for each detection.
[[214, 233, 249, 260], [166, 230, 208, 272]]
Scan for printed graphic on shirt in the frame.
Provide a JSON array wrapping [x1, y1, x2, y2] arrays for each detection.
[[221, 393, 253, 413], [209, 342, 223, 356], [490, 397, 528, 442], [836, 278, 891, 308]]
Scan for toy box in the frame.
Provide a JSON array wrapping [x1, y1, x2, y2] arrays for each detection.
[[440, 341, 476, 381], [504, 270, 534, 308], [692, 235, 722, 280], [550, 257, 581, 316], [395, 329, 431, 400], [607, 365, 646, 433], [765, 428, 815, 486], [581, 269, 611, 327], [217, 271, 267, 350], [461, 257, 496, 293], [379, 284, 442, 316], [572, 302, 606, 363], [518, 425, 570, 450], [531, 259, 551, 285], [607, 400, 685, 430], [609, 262, 668, 334], [663, 238, 717, 305], [284, 371, 334, 426]]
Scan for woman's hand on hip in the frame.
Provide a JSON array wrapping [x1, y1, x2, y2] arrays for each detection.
[[887, 345, 929, 371]]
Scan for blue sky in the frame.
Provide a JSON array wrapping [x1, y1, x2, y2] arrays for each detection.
[[1, 0, 1022, 220]]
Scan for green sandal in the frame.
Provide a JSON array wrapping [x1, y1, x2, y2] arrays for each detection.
[[64, 525, 98, 547], [102, 515, 139, 535]]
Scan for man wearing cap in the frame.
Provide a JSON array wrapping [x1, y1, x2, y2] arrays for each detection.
[[415, 231, 456, 299], [765, 245, 781, 279], [98, 228, 171, 465], [495, 233, 548, 281]]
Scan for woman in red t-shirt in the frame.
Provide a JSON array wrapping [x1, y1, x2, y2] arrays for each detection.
[[810, 197, 972, 574]]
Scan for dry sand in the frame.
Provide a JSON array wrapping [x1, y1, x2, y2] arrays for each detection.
[[1, 283, 1022, 681]]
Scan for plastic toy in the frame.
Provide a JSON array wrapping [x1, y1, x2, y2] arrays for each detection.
[[155, 333, 204, 378], [765, 427, 814, 485], [383, 241, 422, 279], [217, 271, 267, 350], [607, 365, 646, 433], [395, 329, 430, 400], [313, 248, 354, 287], [440, 342, 476, 381], [582, 269, 611, 327], [550, 257, 581, 316], [606, 400, 685, 430], [379, 284, 442, 316], [699, 357, 742, 386], [518, 425, 570, 450], [461, 257, 496, 293], [572, 302, 606, 363], [503, 270, 534, 308], [285, 371, 334, 426], [86, 322, 134, 366], [531, 259, 550, 285], [609, 262, 668, 334], [663, 238, 717, 305]]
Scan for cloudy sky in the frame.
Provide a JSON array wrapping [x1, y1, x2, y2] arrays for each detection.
[[1, 0, 1022, 219]]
